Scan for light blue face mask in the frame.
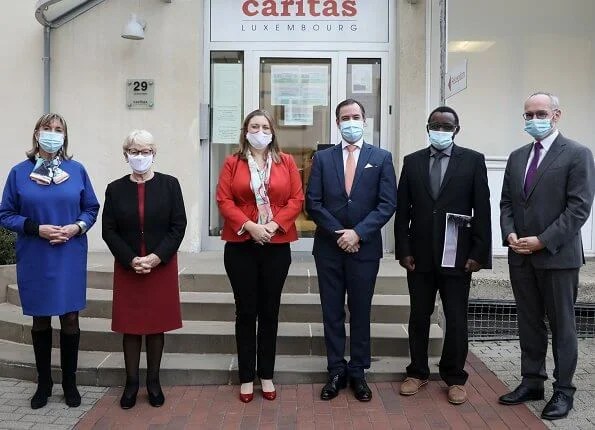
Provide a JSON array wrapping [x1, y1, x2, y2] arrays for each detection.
[[428, 130, 454, 150], [38, 131, 64, 154], [524, 119, 553, 140], [339, 120, 364, 143]]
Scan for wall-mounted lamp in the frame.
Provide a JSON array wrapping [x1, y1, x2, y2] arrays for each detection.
[[121, 13, 146, 40]]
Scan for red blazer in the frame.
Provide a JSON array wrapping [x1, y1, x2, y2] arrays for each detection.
[[216, 152, 304, 242]]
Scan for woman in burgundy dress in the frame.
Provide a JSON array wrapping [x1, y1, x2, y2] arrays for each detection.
[[102, 130, 187, 409]]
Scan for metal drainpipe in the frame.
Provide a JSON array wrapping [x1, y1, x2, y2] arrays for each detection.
[[439, 0, 447, 105], [43, 26, 51, 113]]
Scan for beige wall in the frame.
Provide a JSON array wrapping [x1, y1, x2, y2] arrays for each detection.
[[0, 1, 44, 175], [395, 0, 428, 162], [50, 0, 204, 251]]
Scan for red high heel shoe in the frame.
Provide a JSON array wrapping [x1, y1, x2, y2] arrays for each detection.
[[262, 390, 276, 401], [239, 392, 254, 403]]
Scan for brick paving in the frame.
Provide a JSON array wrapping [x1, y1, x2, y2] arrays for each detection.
[[470, 338, 595, 430], [65, 352, 546, 430]]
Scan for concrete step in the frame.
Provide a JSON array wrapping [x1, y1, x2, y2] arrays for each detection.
[[85, 266, 410, 295], [0, 303, 443, 356], [6, 285, 425, 324], [0, 339, 442, 386]]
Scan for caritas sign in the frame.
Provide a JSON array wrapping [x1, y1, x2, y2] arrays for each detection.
[[210, 0, 389, 43]]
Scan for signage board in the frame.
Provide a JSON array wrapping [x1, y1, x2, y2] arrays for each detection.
[[126, 79, 154, 109], [445, 60, 467, 99], [210, 0, 389, 43]]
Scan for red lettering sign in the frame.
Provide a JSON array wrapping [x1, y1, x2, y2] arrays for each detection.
[[241, 0, 358, 18]]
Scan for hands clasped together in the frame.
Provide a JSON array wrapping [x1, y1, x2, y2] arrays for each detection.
[[131, 254, 162, 274], [245, 221, 279, 245], [335, 229, 360, 254], [507, 233, 545, 254], [39, 224, 80, 245]]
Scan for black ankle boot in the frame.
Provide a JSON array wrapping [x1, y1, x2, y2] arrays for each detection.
[[31, 329, 53, 409], [60, 330, 81, 407]]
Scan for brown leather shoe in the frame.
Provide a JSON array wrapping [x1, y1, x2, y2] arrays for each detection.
[[399, 377, 428, 396], [448, 385, 467, 404]]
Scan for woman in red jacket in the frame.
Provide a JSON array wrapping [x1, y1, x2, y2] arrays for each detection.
[[216, 109, 304, 403]]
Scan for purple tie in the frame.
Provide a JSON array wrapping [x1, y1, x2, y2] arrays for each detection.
[[524, 141, 543, 195]]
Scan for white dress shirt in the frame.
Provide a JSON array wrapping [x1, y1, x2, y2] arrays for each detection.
[[339, 137, 364, 170], [524, 129, 559, 179]]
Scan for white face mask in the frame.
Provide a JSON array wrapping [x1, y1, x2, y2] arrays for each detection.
[[127, 154, 153, 174], [246, 131, 273, 150]]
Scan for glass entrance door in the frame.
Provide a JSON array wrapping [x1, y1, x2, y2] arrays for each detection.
[[205, 51, 388, 251]]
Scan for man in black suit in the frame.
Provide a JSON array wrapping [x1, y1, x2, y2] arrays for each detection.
[[395, 106, 491, 405], [499, 92, 595, 420]]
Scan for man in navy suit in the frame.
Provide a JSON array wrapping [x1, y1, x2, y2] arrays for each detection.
[[306, 99, 397, 401]]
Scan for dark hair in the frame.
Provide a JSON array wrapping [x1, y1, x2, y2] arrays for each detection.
[[235, 109, 281, 163], [27, 113, 72, 161], [335, 99, 366, 120], [427, 106, 459, 126]]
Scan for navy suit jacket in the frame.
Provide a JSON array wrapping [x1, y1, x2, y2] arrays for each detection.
[[306, 142, 397, 261]]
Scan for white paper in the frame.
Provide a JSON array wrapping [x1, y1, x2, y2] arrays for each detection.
[[351, 64, 374, 94], [212, 63, 243, 144], [363, 117, 374, 146], [441, 212, 473, 268], [270, 65, 329, 126], [284, 102, 314, 126]]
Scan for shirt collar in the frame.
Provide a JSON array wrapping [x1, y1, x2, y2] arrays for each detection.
[[537, 129, 559, 151], [341, 137, 364, 150], [429, 143, 453, 157]]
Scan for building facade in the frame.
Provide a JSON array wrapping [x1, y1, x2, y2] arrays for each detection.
[[2, 0, 594, 256]]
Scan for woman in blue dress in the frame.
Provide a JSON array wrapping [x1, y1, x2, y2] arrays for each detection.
[[0, 113, 99, 409]]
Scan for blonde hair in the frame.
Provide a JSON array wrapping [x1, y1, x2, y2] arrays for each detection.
[[27, 113, 72, 160], [122, 129, 157, 156], [235, 110, 281, 163]]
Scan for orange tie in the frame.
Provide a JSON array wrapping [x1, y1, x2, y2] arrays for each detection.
[[345, 144, 357, 195]]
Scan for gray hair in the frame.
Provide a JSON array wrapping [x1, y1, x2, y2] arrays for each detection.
[[122, 129, 157, 155], [526, 92, 560, 110]]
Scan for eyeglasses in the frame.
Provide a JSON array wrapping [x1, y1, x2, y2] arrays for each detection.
[[427, 122, 457, 132], [523, 110, 556, 120], [127, 149, 153, 156]]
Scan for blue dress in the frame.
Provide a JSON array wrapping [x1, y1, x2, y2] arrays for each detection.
[[0, 159, 100, 316]]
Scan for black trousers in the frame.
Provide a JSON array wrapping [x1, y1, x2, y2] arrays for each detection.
[[510, 261, 579, 396], [406, 270, 471, 386], [224, 241, 291, 383]]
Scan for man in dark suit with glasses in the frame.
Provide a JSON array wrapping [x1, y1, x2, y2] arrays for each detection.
[[499, 92, 595, 420]]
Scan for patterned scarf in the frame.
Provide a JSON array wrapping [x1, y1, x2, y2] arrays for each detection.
[[246, 151, 273, 224], [30, 156, 70, 185]]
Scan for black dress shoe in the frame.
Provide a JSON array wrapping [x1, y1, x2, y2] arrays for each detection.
[[147, 380, 165, 407], [350, 377, 372, 402], [120, 382, 139, 410], [498, 384, 544, 405], [320, 374, 347, 400], [541, 391, 573, 420]]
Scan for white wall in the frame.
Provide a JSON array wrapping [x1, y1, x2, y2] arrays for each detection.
[[0, 2, 44, 178], [447, 0, 595, 158], [50, 0, 204, 251]]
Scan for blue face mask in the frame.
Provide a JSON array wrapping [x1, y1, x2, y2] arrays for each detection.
[[428, 130, 454, 150], [339, 120, 364, 143], [524, 119, 553, 140], [38, 131, 64, 154]]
